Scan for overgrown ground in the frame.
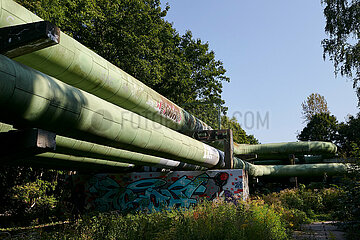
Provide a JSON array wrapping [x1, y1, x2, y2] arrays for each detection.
[[1, 155, 360, 240], [1, 182, 360, 240], [2, 199, 289, 240]]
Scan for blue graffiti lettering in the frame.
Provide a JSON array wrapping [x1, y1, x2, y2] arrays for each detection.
[[86, 173, 212, 212]]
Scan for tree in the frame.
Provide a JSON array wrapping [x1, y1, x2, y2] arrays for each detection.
[[338, 113, 360, 153], [221, 116, 259, 144], [301, 93, 330, 122], [322, 0, 360, 105], [297, 113, 338, 142], [15, 0, 229, 128]]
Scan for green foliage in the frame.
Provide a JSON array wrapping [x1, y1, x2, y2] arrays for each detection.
[[15, 0, 229, 128], [329, 143, 360, 238], [338, 113, 360, 154], [301, 93, 330, 122], [335, 143, 360, 221], [0, 166, 67, 227], [262, 186, 345, 228], [30, 200, 288, 240], [10, 179, 58, 223], [322, 0, 360, 105], [298, 97, 360, 155], [297, 113, 338, 142], [221, 115, 259, 144]]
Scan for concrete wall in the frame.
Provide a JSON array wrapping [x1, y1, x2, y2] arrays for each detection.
[[72, 169, 249, 212]]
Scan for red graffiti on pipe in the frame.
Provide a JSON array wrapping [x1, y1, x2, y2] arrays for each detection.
[[156, 99, 182, 123]]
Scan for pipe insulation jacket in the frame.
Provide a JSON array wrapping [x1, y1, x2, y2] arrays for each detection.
[[0, 122, 348, 177], [0, 55, 221, 168], [233, 141, 337, 160], [245, 162, 348, 177], [0, 0, 338, 159], [0, 122, 206, 171], [25, 153, 136, 171], [0, 0, 346, 176], [0, 0, 211, 133]]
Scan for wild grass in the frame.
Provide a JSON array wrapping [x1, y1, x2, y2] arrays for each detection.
[[27, 199, 288, 240]]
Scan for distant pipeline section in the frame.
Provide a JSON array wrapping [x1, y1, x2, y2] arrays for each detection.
[[242, 161, 348, 177], [233, 142, 337, 160]]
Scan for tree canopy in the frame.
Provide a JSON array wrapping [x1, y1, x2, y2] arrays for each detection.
[[301, 93, 330, 122], [298, 111, 360, 156], [15, 0, 229, 128], [297, 113, 338, 142], [338, 113, 360, 153], [322, 0, 360, 105], [221, 116, 259, 144]]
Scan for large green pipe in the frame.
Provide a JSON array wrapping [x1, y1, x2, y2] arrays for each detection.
[[0, 0, 338, 160], [0, 123, 136, 171], [55, 136, 206, 170], [231, 157, 347, 177], [17, 153, 135, 172], [0, 1, 345, 176], [233, 142, 337, 160], [0, 121, 347, 177], [0, 122, 206, 171], [252, 156, 340, 165], [0, 55, 222, 168], [246, 162, 348, 177], [0, 0, 210, 133], [0, 56, 347, 176]]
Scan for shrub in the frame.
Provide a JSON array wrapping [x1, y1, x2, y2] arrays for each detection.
[[9, 179, 58, 225], [261, 185, 344, 226]]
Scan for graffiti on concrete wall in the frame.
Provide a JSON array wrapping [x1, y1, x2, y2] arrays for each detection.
[[72, 170, 248, 212]]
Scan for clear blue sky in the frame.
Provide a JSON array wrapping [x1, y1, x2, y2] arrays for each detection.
[[161, 0, 359, 143]]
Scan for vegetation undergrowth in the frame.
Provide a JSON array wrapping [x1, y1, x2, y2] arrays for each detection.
[[3, 182, 355, 239], [261, 184, 344, 229], [9, 199, 288, 240]]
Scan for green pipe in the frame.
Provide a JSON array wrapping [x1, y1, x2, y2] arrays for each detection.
[[0, 1, 345, 176], [0, 0, 210, 133], [0, 0, 339, 160], [0, 122, 206, 171], [55, 135, 206, 170], [252, 156, 329, 165], [232, 157, 347, 177], [233, 142, 337, 160], [0, 120, 347, 177], [17, 152, 135, 172], [252, 160, 290, 165], [0, 55, 221, 168], [246, 162, 348, 177]]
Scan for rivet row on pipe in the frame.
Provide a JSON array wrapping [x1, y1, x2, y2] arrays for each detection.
[[0, 0, 211, 134], [0, 55, 222, 168], [0, 122, 206, 171]]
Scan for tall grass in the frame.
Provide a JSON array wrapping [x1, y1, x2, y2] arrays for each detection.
[[32, 199, 288, 240]]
